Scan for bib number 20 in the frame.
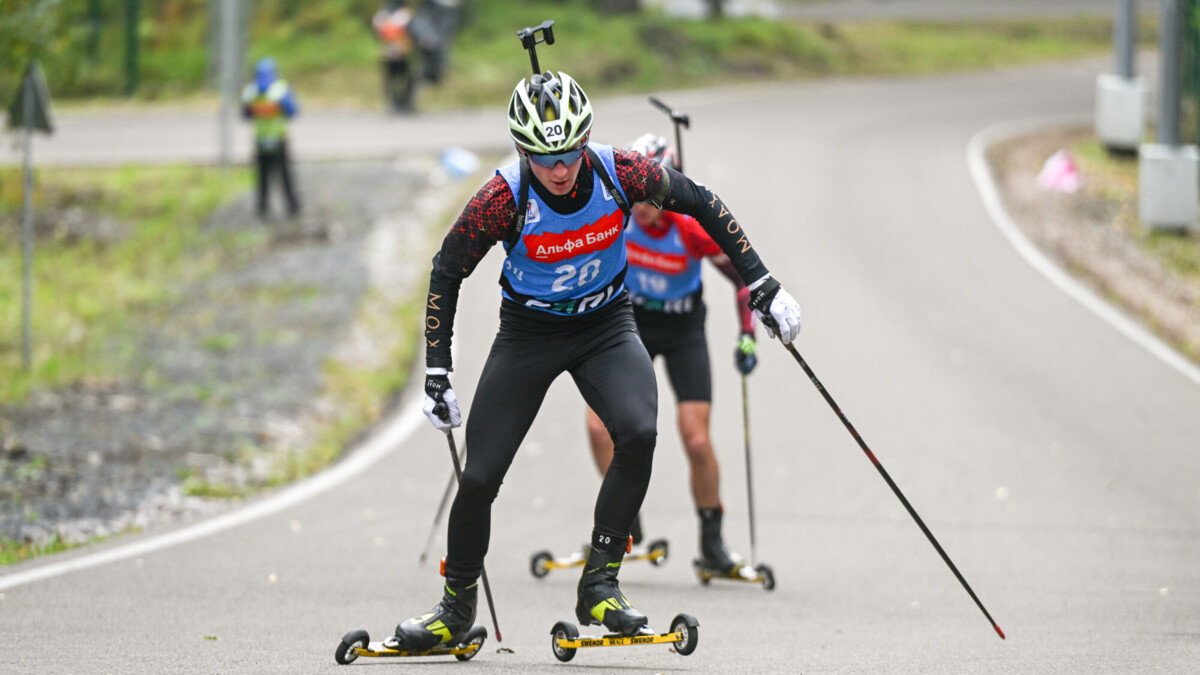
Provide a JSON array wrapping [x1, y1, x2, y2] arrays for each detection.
[[552, 260, 601, 292]]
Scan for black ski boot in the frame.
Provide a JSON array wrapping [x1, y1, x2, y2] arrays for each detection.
[[576, 546, 649, 635], [697, 506, 743, 575], [386, 576, 477, 650]]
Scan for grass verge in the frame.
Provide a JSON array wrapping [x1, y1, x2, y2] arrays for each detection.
[[0, 532, 81, 566], [0, 166, 257, 404]]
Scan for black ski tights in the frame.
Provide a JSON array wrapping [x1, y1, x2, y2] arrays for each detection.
[[444, 298, 657, 580]]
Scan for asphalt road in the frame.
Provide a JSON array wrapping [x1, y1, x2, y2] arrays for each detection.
[[3, 58, 1199, 672], [0, 104, 511, 167]]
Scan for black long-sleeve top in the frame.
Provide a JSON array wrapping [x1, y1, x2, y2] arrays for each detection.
[[424, 147, 770, 370]]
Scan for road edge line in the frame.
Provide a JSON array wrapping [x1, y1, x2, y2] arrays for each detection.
[[966, 118, 1200, 388]]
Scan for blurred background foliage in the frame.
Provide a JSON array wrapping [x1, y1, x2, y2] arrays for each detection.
[[0, 0, 1158, 112]]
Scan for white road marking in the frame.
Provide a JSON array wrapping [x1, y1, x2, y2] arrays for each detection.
[[967, 118, 1200, 388], [0, 399, 424, 591]]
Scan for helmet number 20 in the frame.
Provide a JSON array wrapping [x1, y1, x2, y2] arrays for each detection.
[[552, 260, 601, 293], [542, 121, 566, 144]]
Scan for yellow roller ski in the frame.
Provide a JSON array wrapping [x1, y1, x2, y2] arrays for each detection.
[[334, 626, 487, 665], [693, 559, 776, 590], [549, 613, 698, 662], [530, 538, 669, 578]]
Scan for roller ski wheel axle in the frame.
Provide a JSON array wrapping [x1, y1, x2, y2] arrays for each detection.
[[550, 613, 699, 662], [334, 626, 487, 665], [530, 538, 669, 578], [693, 560, 776, 591]]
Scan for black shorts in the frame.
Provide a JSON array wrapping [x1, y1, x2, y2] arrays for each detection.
[[633, 300, 711, 403]]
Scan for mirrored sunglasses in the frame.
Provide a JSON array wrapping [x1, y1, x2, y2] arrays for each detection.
[[526, 144, 587, 168]]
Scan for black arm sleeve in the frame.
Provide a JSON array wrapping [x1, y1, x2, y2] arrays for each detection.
[[425, 256, 461, 370], [425, 175, 519, 370]]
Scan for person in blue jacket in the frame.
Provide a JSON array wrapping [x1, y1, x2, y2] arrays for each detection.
[[241, 58, 300, 219]]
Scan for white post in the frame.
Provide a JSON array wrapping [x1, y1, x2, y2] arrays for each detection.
[[21, 72, 35, 371], [1095, 0, 1145, 152], [217, 0, 237, 169], [1138, 0, 1198, 232]]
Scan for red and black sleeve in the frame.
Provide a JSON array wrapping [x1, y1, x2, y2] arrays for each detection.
[[425, 174, 518, 370]]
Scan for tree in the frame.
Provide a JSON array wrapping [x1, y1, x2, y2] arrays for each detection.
[[0, 0, 88, 104], [0, 0, 61, 67]]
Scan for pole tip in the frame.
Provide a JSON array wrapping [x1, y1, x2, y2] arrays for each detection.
[[994, 624, 1006, 640]]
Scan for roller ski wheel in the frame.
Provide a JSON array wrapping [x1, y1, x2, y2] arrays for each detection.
[[334, 629, 369, 665], [333, 625, 487, 664], [549, 614, 699, 661], [550, 621, 580, 662], [757, 563, 777, 591], [692, 558, 776, 591], [528, 538, 670, 578], [670, 613, 700, 655], [530, 550, 555, 578]]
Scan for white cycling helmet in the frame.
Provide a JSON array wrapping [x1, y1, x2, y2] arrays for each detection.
[[627, 133, 675, 168], [507, 71, 593, 154]]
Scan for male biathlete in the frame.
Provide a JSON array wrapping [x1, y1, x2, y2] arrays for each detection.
[[584, 133, 759, 577], [389, 66, 801, 649]]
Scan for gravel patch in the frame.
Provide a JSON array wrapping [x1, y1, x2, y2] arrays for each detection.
[[1, 156, 465, 548]]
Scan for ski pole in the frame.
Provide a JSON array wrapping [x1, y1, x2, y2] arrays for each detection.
[[648, 97, 690, 173], [439, 427, 503, 643], [773, 337, 1005, 640], [418, 452, 461, 566], [740, 375, 758, 566], [430, 399, 503, 642]]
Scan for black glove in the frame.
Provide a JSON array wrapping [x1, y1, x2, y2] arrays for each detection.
[[734, 333, 757, 375]]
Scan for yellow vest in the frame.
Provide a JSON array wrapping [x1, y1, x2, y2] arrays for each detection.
[[241, 80, 291, 145]]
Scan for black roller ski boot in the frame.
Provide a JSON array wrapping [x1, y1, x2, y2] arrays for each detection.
[[386, 576, 478, 651], [576, 545, 649, 635], [697, 506, 744, 575]]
